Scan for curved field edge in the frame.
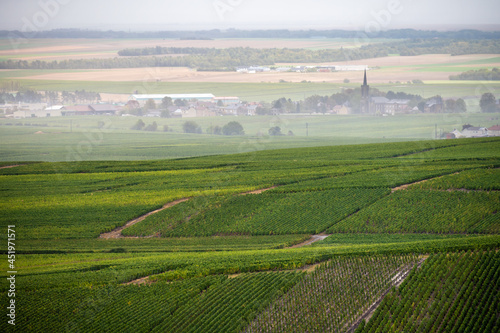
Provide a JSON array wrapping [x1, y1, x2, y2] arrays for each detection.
[[2, 139, 498, 241], [1, 248, 498, 333], [3, 235, 498, 289]]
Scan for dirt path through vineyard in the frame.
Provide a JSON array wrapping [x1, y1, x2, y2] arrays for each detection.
[[347, 257, 427, 333], [99, 186, 278, 239], [391, 172, 461, 192], [0, 164, 25, 169], [289, 233, 330, 248], [99, 198, 190, 239]]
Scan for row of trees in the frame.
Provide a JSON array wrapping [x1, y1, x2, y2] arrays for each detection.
[[2, 40, 498, 70], [450, 68, 500, 81], [184, 120, 245, 135], [131, 119, 246, 135], [264, 89, 425, 114], [0, 89, 101, 105]]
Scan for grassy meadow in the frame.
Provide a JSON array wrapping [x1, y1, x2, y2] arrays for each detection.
[[1, 112, 499, 161]]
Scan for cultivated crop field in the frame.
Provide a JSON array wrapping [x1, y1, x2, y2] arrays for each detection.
[[1, 37, 499, 103], [0, 137, 499, 332]]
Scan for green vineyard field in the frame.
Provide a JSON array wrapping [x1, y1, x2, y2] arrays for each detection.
[[357, 249, 500, 333], [0, 137, 498, 332]]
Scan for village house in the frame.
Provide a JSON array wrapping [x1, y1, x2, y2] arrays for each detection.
[[424, 98, 444, 113], [370, 97, 410, 115], [332, 104, 351, 115], [462, 126, 488, 138], [487, 125, 500, 136]]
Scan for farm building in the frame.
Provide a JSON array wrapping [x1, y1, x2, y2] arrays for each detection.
[[130, 94, 215, 105], [61, 104, 121, 116], [213, 97, 240, 106], [462, 126, 488, 138], [89, 104, 120, 115]]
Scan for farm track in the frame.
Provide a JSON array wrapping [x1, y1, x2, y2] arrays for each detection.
[[289, 233, 330, 248], [99, 198, 190, 239], [346, 257, 427, 333], [391, 172, 460, 192], [99, 186, 278, 239], [239, 186, 277, 195], [0, 164, 25, 169]]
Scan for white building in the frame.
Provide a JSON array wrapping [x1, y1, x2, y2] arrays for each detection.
[[130, 94, 215, 105]]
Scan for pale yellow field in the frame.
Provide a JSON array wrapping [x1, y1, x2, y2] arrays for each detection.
[[10, 54, 499, 84]]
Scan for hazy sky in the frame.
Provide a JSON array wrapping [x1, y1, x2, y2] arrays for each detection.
[[1, 0, 499, 32]]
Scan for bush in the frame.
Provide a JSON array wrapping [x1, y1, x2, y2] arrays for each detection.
[[222, 121, 244, 135], [131, 119, 145, 130], [144, 121, 158, 131], [183, 121, 202, 134], [268, 126, 282, 136]]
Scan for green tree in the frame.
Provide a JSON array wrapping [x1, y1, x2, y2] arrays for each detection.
[[144, 121, 158, 131], [222, 121, 244, 135], [131, 119, 145, 130], [161, 96, 173, 108], [256, 106, 271, 115], [445, 99, 456, 113], [183, 121, 202, 134], [455, 98, 467, 113], [175, 99, 188, 107], [207, 125, 222, 135], [268, 126, 282, 136], [161, 110, 170, 118], [480, 93, 497, 112], [144, 98, 156, 110]]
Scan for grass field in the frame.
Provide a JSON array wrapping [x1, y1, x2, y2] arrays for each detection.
[[1, 112, 499, 161]]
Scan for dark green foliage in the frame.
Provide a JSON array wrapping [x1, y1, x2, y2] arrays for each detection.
[[0, 137, 498, 332], [328, 190, 500, 234], [359, 250, 500, 333], [183, 120, 202, 134], [450, 67, 500, 81], [246, 254, 420, 332], [222, 121, 245, 135]]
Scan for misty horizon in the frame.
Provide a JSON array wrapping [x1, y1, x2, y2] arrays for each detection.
[[1, 0, 500, 34]]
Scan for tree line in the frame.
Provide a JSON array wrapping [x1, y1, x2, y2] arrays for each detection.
[[0, 89, 101, 105], [450, 68, 500, 81], [1, 40, 499, 70]]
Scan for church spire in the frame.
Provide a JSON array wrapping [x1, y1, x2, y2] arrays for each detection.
[[361, 68, 370, 113]]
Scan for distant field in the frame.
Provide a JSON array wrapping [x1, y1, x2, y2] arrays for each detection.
[[6, 54, 500, 84], [1, 113, 499, 162], [1, 37, 499, 104], [0, 37, 395, 60]]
